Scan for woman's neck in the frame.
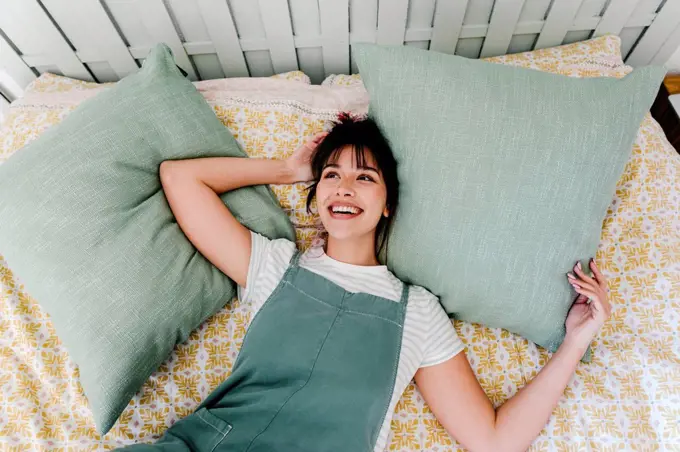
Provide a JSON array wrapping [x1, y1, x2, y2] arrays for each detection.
[[325, 233, 380, 266]]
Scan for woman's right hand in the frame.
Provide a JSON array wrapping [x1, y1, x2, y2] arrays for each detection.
[[286, 132, 328, 183], [564, 258, 611, 350]]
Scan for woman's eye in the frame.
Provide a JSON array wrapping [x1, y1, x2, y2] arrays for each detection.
[[323, 171, 339, 179], [358, 174, 375, 182]]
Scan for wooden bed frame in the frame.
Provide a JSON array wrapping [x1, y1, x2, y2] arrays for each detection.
[[2, 0, 680, 138], [1, 0, 680, 92], [651, 75, 680, 151]]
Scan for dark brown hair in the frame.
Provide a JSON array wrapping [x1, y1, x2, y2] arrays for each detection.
[[306, 114, 399, 260]]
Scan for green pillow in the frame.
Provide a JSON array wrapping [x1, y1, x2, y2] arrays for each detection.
[[354, 43, 664, 355], [0, 44, 294, 433]]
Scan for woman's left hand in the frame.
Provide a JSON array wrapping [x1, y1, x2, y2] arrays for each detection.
[[286, 132, 328, 183], [564, 258, 612, 348]]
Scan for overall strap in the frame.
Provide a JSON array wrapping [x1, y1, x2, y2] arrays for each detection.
[[290, 249, 302, 267], [281, 249, 302, 282], [399, 283, 410, 306]]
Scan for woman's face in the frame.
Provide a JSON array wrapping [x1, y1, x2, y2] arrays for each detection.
[[316, 146, 388, 242]]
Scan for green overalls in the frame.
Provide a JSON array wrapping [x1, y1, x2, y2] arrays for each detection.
[[120, 251, 409, 451]]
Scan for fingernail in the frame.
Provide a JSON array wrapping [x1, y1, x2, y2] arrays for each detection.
[[567, 273, 575, 279], [572, 283, 580, 289], [577, 262, 582, 270]]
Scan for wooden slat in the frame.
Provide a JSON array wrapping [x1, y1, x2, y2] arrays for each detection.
[[134, 0, 198, 80], [289, 0, 323, 82], [430, 0, 469, 53], [454, 0, 494, 58], [593, 0, 642, 36], [562, 0, 609, 45], [164, 0, 223, 80], [40, 0, 138, 81], [196, 0, 249, 77], [228, 0, 274, 77], [561, 0, 604, 44], [0, 34, 36, 98], [534, 0, 585, 49], [616, 0, 662, 57], [0, 93, 9, 123], [0, 0, 92, 81], [405, 0, 436, 49], [479, 0, 525, 57], [376, 0, 409, 45], [319, 0, 350, 76], [627, 0, 680, 66], [619, 0, 663, 58], [349, 0, 377, 43], [348, 0, 377, 73], [650, 22, 680, 65], [258, 0, 299, 73], [507, 0, 551, 54]]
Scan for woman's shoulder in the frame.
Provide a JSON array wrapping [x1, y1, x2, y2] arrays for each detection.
[[250, 232, 297, 269], [404, 283, 441, 309], [381, 266, 440, 307]]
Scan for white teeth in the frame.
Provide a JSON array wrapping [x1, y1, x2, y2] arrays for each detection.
[[331, 205, 360, 214]]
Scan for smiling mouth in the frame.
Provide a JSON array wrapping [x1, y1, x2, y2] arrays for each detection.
[[328, 205, 364, 219]]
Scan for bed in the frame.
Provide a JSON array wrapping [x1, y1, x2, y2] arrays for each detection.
[[1, 1, 679, 451]]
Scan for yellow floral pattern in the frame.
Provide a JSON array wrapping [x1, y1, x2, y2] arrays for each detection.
[[0, 37, 679, 450]]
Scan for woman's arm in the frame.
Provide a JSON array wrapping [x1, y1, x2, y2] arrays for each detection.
[[159, 132, 325, 286], [415, 259, 611, 452]]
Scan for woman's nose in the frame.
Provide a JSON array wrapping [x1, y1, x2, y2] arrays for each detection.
[[336, 180, 355, 197]]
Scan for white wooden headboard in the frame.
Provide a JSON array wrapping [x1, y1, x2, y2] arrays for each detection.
[[1, 0, 680, 106]]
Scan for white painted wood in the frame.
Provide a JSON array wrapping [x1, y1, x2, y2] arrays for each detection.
[[670, 93, 680, 114], [0, 0, 92, 81], [40, 0, 138, 81], [480, 0, 525, 57], [196, 0, 249, 77], [228, 0, 274, 77], [652, 22, 680, 65], [562, 0, 605, 45], [258, 0, 299, 73], [405, 0, 436, 49], [506, 0, 550, 54], [350, 0, 378, 43], [534, 0, 584, 49], [627, 0, 680, 66], [593, 0, 642, 36], [289, 0, 323, 82], [0, 33, 36, 98], [0, 0, 679, 85], [455, 0, 494, 58], [430, 0, 469, 53], [376, 0, 409, 45], [0, 93, 10, 123], [134, 0, 198, 80], [666, 44, 680, 71], [319, 0, 350, 76], [164, 0, 223, 80], [349, 0, 377, 72], [104, 0, 155, 46], [618, 0, 663, 59]]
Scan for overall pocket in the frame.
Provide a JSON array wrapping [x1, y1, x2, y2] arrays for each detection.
[[168, 407, 233, 452]]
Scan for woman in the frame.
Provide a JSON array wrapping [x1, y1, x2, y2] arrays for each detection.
[[127, 115, 610, 452]]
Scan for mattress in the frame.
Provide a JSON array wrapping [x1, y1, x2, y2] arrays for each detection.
[[0, 65, 679, 451]]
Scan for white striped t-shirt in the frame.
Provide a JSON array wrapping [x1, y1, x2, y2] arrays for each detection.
[[237, 231, 465, 452]]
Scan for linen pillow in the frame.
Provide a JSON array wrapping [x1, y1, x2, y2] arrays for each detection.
[[353, 43, 665, 354], [0, 44, 295, 433], [323, 35, 630, 87]]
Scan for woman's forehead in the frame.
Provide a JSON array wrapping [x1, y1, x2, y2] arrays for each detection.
[[328, 145, 378, 169]]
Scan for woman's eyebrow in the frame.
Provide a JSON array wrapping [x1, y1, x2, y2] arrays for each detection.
[[323, 163, 379, 174], [358, 165, 379, 174]]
